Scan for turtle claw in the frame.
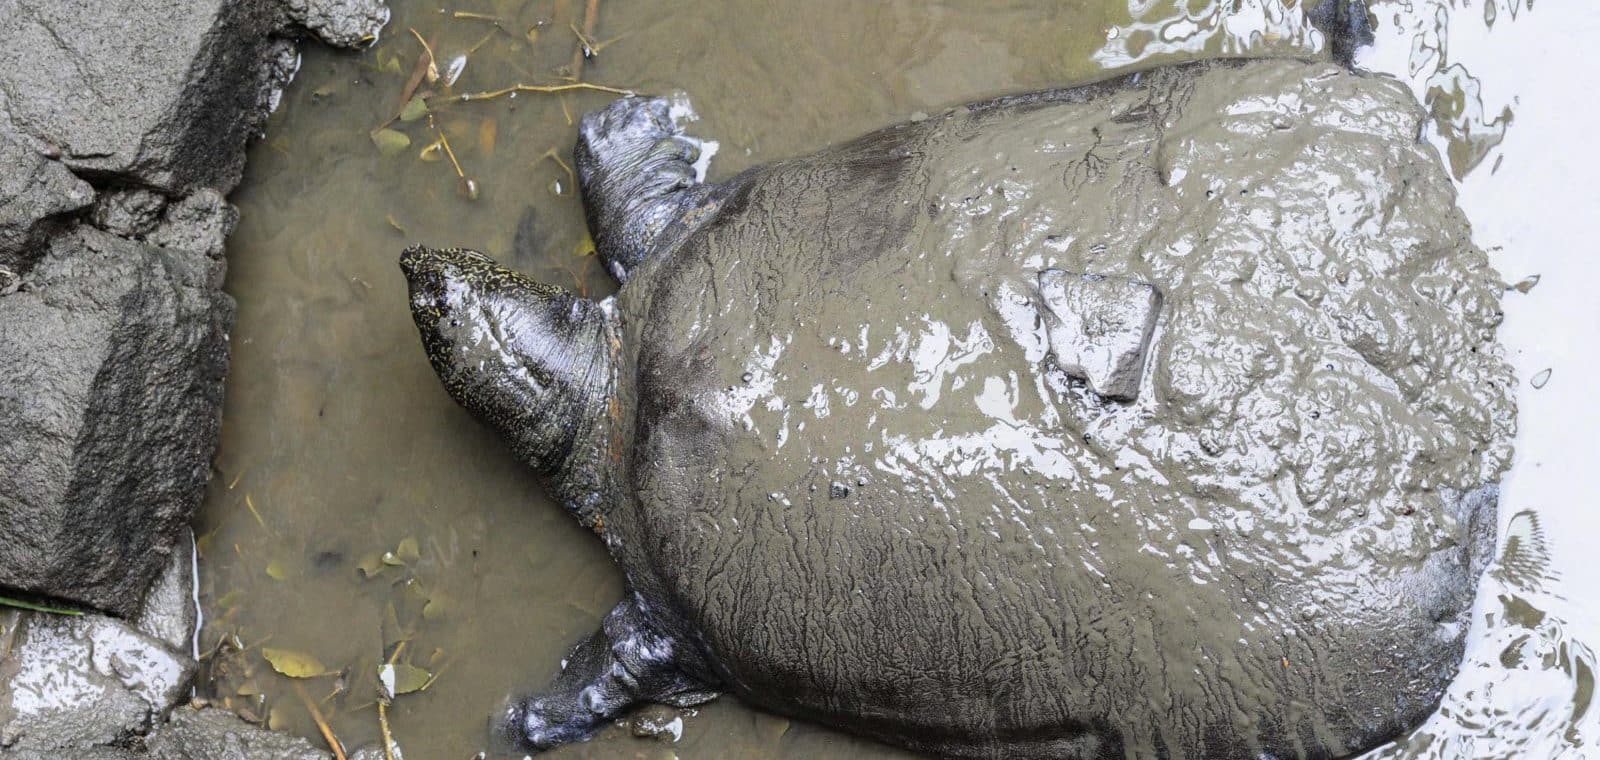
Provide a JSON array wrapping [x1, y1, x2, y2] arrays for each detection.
[[576, 96, 717, 281], [498, 598, 720, 752]]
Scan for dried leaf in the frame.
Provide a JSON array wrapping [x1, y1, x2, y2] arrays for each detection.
[[268, 706, 288, 731], [396, 537, 420, 563], [418, 140, 444, 162], [478, 118, 497, 155], [378, 663, 433, 699], [385, 214, 406, 235], [574, 232, 597, 258], [357, 552, 386, 579], [371, 128, 411, 156], [398, 96, 429, 122], [262, 647, 329, 678]]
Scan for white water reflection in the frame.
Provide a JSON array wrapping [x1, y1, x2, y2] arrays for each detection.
[[1095, 0, 1323, 68], [1355, 0, 1600, 756]]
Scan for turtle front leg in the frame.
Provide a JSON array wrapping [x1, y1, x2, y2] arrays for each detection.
[[500, 597, 720, 751], [576, 96, 719, 281]]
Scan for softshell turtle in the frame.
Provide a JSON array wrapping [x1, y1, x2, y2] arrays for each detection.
[[397, 11, 1513, 759]]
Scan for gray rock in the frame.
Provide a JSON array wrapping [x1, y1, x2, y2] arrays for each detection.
[[90, 189, 169, 239], [282, 0, 390, 48], [0, 225, 232, 616], [0, 0, 301, 195], [2, 705, 330, 760], [0, 610, 196, 753], [1037, 269, 1163, 402], [137, 707, 330, 760], [132, 537, 198, 656], [0, 131, 93, 269], [348, 740, 403, 760]]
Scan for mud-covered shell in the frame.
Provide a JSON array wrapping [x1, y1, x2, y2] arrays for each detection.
[[610, 59, 1513, 758]]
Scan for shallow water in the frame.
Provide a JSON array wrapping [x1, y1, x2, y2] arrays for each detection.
[[195, 1, 1599, 757]]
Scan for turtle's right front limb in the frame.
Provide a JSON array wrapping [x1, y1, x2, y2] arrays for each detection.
[[576, 96, 720, 282], [499, 598, 721, 751]]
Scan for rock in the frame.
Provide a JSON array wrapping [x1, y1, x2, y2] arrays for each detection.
[[0, 225, 232, 616], [0, 610, 196, 753], [90, 189, 169, 240], [132, 537, 198, 655], [136, 707, 330, 759], [348, 740, 403, 760], [281, 0, 390, 48], [1, 704, 331, 760], [0, 131, 94, 269], [0, 0, 302, 195], [1038, 269, 1162, 402], [629, 704, 686, 741]]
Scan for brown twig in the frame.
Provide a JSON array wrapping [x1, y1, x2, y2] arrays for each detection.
[[451, 82, 634, 102], [378, 700, 398, 760], [294, 682, 347, 760], [569, 0, 600, 80]]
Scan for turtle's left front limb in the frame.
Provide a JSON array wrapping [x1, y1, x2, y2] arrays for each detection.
[[500, 597, 721, 750]]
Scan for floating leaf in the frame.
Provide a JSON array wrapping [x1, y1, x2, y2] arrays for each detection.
[[378, 663, 433, 699], [398, 96, 429, 122], [458, 177, 481, 201], [214, 589, 241, 608], [371, 128, 411, 156], [357, 552, 386, 579], [385, 213, 406, 235], [381, 551, 404, 567], [262, 647, 329, 678], [396, 537, 420, 563], [235, 679, 262, 697], [479, 118, 498, 154], [418, 140, 444, 162], [265, 558, 290, 581], [574, 232, 597, 258], [268, 706, 288, 731], [381, 54, 404, 74], [525, 26, 540, 43], [422, 596, 445, 622]]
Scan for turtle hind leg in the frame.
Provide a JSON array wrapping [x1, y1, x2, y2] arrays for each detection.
[[576, 96, 716, 282], [498, 598, 720, 751]]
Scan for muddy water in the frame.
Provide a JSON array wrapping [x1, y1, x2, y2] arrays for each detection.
[[195, 1, 1598, 758]]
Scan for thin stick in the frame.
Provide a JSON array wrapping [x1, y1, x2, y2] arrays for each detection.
[[294, 682, 348, 760], [569, 0, 601, 80], [452, 82, 634, 103], [407, 28, 440, 82], [378, 700, 398, 760]]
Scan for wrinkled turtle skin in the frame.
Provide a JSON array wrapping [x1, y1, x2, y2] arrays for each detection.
[[398, 14, 1513, 760]]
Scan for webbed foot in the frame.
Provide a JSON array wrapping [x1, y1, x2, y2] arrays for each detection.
[[576, 96, 716, 281], [498, 597, 719, 751]]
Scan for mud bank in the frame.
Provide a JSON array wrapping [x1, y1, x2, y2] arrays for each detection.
[[0, 0, 385, 755]]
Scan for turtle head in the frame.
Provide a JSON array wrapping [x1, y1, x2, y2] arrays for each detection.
[[401, 245, 616, 525]]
